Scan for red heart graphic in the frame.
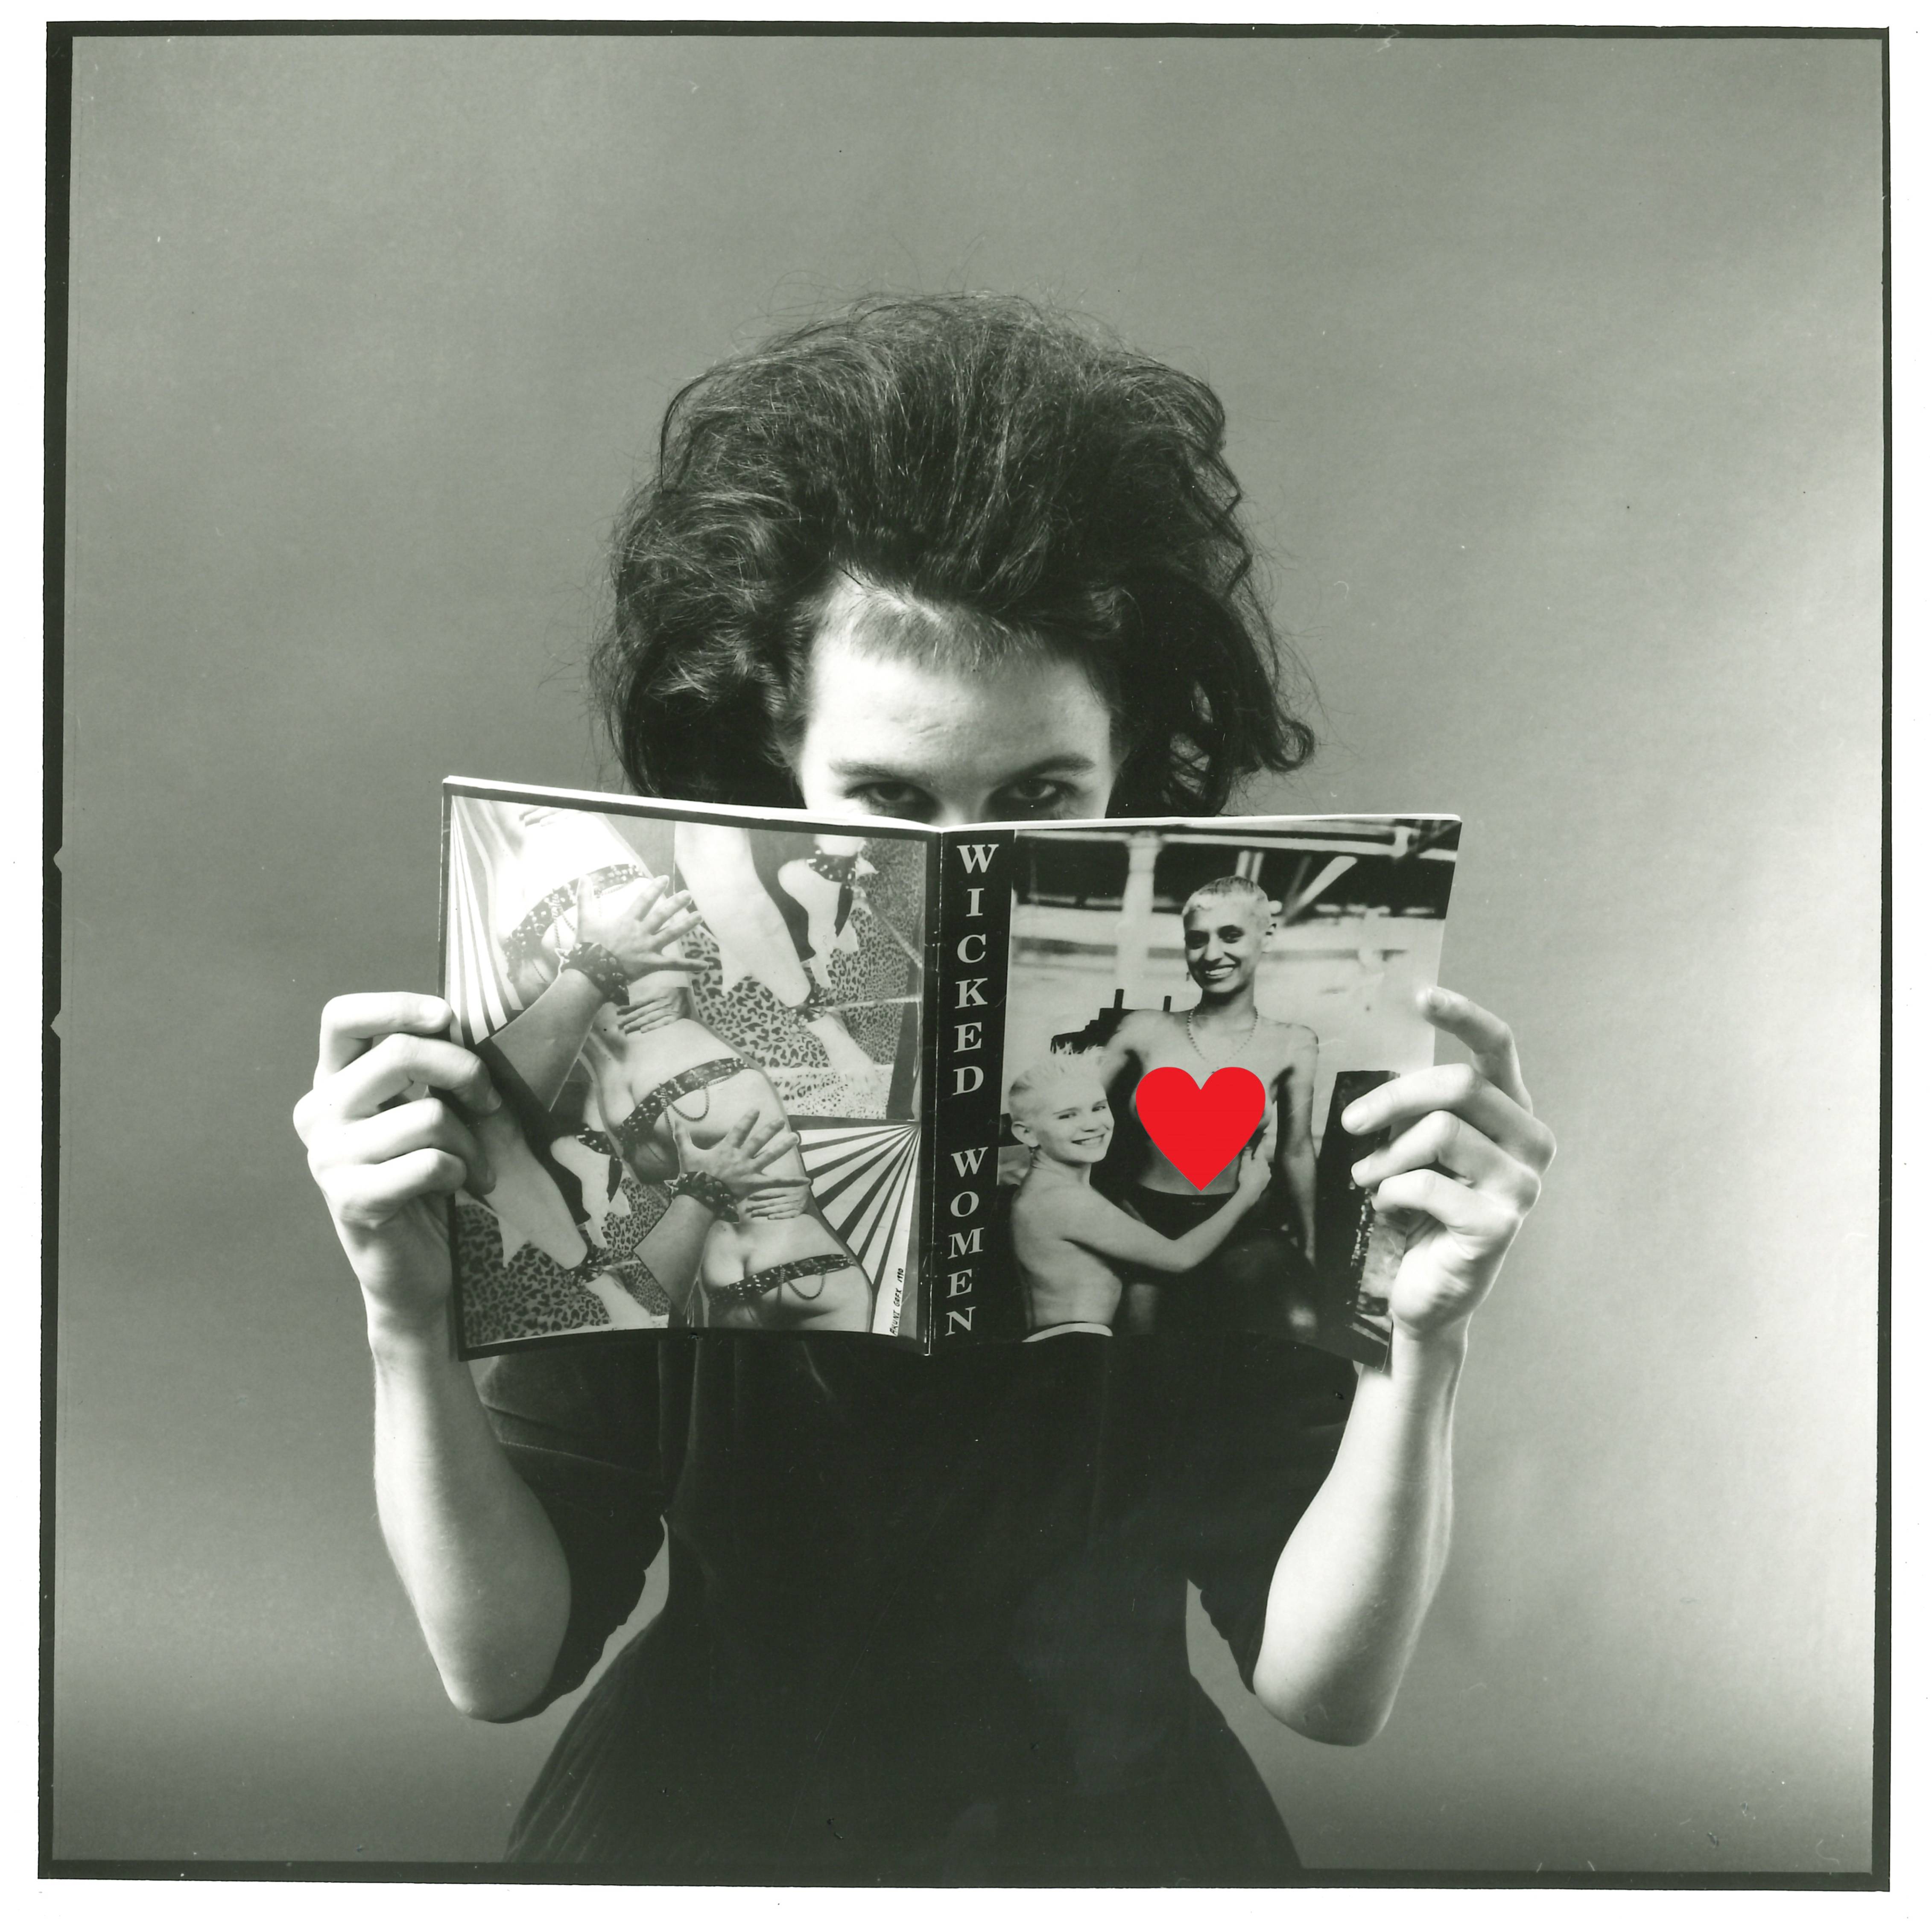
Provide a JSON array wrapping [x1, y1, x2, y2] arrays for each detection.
[[1133, 1066, 1269, 1190]]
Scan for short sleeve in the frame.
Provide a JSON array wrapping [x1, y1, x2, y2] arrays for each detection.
[[474, 1341, 669, 1717], [1179, 1340, 1358, 1691]]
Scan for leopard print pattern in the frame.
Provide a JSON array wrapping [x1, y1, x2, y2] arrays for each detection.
[[454, 1151, 681, 1347], [454, 1196, 609, 1347], [595, 1162, 671, 1258], [601, 1258, 675, 1320], [677, 836, 924, 1118]]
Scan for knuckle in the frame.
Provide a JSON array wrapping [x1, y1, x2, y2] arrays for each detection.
[[343, 1183, 402, 1231], [393, 1098, 441, 1147], [319, 1168, 364, 1219], [1445, 1063, 1480, 1102], [366, 1030, 409, 1071]]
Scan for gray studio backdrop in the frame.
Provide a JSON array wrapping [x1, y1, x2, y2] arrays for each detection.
[[56, 34, 1881, 1872]]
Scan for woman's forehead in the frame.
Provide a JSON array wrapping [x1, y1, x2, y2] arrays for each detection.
[[1182, 897, 1271, 932], [799, 624, 1114, 771]]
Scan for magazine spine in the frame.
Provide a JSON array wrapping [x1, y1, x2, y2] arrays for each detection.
[[924, 826, 1016, 1347], [914, 834, 945, 1351]]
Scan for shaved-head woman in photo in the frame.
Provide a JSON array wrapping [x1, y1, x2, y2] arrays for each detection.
[[293, 296, 1555, 1882]]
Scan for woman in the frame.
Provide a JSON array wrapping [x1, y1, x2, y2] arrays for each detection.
[[486, 863, 874, 1333], [1094, 873, 1324, 1340], [582, 985, 871, 1331], [460, 858, 818, 1337], [690, 1170, 873, 1335], [1007, 1054, 1277, 1338], [293, 296, 1555, 1882]]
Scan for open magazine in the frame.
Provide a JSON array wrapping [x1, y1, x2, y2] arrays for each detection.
[[441, 778, 1459, 1363]]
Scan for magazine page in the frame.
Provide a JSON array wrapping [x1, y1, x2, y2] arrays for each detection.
[[440, 782, 932, 1352], [976, 816, 1459, 1364]]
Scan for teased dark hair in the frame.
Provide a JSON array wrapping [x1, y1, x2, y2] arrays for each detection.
[[591, 295, 1314, 812]]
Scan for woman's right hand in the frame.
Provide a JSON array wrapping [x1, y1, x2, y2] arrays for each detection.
[[667, 1106, 804, 1200], [293, 993, 500, 1341]]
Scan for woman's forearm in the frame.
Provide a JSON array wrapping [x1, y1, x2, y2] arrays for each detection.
[[1249, 1325, 1464, 1743], [1288, 1142, 1318, 1253], [369, 1308, 571, 1722], [488, 969, 608, 1109], [1153, 1185, 1260, 1273], [634, 1192, 721, 1317]]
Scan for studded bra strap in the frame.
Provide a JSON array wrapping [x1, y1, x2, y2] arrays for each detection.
[[608, 1054, 756, 1156]]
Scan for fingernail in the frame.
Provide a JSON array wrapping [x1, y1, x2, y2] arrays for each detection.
[[479, 1082, 502, 1112], [1351, 1158, 1372, 1186], [479, 1158, 496, 1193]]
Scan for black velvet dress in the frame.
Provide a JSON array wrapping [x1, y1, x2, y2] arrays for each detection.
[[479, 1328, 1355, 1885]]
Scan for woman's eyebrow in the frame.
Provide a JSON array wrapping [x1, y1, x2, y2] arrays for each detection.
[[828, 752, 1099, 782], [990, 753, 1099, 779], [824, 761, 932, 787]]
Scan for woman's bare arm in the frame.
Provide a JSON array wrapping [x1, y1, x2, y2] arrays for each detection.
[[369, 1316, 574, 1721], [1275, 1026, 1319, 1255], [488, 969, 610, 1109], [1249, 990, 1554, 1744], [298, 994, 798, 1718], [491, 876, 698, 1107], [1044, 1147, 1270, 1273], [295, 993, 572, 1720]]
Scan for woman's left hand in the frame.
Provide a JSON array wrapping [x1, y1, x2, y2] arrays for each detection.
[[577, 874, 701, 982], [1342, 987, 1555, 1344]]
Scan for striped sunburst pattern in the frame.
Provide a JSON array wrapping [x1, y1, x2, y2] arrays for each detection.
[[795, 1118, 921, 1339], [446, 799, 520, 1045]]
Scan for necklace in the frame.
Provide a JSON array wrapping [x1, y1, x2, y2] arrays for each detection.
[[1187, 1005, 1259, 1067]]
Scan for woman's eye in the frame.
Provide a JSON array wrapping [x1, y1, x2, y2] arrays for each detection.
[[992, 780, 1073, 818], [849, 784, 932, 821]]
